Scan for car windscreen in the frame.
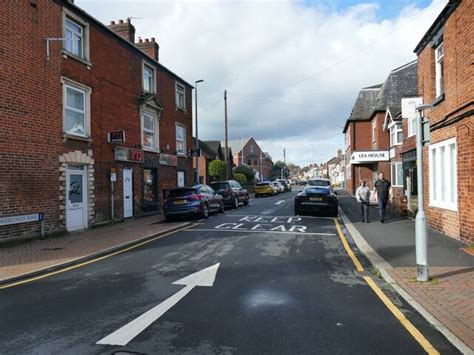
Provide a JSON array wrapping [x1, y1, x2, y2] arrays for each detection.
[[168, 188, 196, 197], [304, 187, 331, 195], [210, 182, 229, 190], [307, 180, 331, 187], [256, 182, 270, 186]]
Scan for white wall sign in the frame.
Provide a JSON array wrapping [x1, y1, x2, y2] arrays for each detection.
[[0, 213, 44, 226], [351, 150, 389, 163], [401, 97, 423, 119]]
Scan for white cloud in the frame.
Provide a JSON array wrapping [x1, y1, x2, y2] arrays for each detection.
[[76, 0, 446, 166]]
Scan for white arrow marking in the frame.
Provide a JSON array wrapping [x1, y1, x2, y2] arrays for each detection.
[[275, 200, 286, 205], [97, 263, 220, 346]]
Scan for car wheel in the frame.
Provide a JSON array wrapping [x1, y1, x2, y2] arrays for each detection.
[[244, 195, 249, 206], [255, 194, 260, 198], [202, 204, 209, 219], [294, 207, 301, 215], [233, 196, 239, 209]]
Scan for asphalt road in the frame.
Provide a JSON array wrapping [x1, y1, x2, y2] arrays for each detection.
[[0, 190, 459, 354]]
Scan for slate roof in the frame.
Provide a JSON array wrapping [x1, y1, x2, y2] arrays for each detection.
[[221, 138, 252, 154], [201, 140, 222, 160], [193, 138, 215, 158], [343, 84, 382, 132], [373, 60, 418, 117]]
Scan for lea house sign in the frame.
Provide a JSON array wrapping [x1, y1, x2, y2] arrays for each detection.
[[351, 150, 389, 164]]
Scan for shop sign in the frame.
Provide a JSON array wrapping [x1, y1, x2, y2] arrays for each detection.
[[107, 131, 126, 144], [159, 154, 178, 167], [350, 150, 389, 163], [115, 147, 144, 163]]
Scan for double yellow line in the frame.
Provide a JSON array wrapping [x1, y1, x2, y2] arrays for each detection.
[[333, 218, 439, 355]]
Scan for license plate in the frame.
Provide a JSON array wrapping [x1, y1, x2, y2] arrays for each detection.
[[174, 200, 186, 205], [310, 197, 322, 201]]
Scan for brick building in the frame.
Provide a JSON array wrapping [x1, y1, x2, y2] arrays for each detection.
[[414, 0, 473, 243], [343, 61, 418, 209], [226, 137, 273, 181], [0, 0, 193, 241]]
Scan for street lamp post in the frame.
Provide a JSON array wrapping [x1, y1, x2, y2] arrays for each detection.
[[415, 104, 432, 282], [194, 79, 204, 184]]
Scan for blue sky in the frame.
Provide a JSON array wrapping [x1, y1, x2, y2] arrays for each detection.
[[301, 0, 432, 19]]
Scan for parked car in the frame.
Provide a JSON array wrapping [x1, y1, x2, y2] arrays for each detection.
[[210, 180, 250, 208], [272, 181, 284, 193], [255, 182, 275, 197], [276, 178, 291, 192], [306, 178, 335, 193], [163, 185, 224, 221], [294, 185, 338, 216]]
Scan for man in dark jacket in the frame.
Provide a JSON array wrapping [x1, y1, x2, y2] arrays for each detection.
[[374, 172, 391, 223]]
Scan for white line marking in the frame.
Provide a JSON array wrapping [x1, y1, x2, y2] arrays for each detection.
[[183, 228, 335, 236], [97, 263, 220, 346], [225, 214, 335, 220], [275, 200, 286, 205]]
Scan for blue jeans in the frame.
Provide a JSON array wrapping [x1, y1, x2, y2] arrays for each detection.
[[378, 198, 388, 221], [360, 201, 370, 222]]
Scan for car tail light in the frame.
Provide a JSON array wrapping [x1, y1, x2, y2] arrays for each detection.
[[188, 194, 203, 201]]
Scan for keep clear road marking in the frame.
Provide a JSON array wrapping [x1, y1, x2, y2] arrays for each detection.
[[275, 200, 286, 205], [96, 263, 220, 347]]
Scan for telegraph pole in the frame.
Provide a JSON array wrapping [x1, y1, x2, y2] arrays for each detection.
[[224, 90, 229, 179]]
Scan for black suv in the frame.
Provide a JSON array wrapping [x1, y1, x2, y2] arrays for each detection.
[[210, 180, 250, 209]]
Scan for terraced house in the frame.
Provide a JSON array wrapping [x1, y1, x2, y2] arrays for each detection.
[[414, 0, 473, 243], [0, 0, 193, 241]]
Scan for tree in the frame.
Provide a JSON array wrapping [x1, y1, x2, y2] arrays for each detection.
[[234, 164, 255, 183], [208, 159, 226, 181], [234, 173, 247, 186]]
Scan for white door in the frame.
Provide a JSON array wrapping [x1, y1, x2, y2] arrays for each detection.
[[123, 168, 133, 218], [66, 166, 87, 232], [177, 171, 185, 187]]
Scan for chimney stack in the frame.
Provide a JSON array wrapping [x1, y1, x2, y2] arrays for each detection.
[[337, 149, 342, 159], [108, 18, 135, 43], [136, 37, 159, 62]]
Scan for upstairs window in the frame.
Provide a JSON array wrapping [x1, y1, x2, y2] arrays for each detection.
[[65, 18, 84, 58], [429, 138, 456, 210], [408, 115, 417, 138], [435, 42, 444, 98], [143, 64, 155, 93], [176, 124, 186, 155], [62, 79, 90, 138], [372, 121, 377, 143], [142, 111, 159, 151], [250, 144, 255, 153], [389, 123, 403, 146], [176, 83, 185, 110]]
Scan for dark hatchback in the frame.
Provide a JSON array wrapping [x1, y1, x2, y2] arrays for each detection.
[[163, 185, 224, 222], [294, 186, 338, 217], [210, 180, 250, 209]]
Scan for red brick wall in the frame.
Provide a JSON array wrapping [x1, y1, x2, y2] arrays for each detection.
[[0, 1, 64, 239], [417, 0, 473, 243]]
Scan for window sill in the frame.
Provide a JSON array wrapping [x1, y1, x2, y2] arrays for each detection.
[[432, 94, 445, 107], [176, 153, 187, 158], [176, 107, 186, 113], [429, 201, 457, 212], [62, 133, 92, 142], [62, 50, 92, 68], [143, 147, 161, 154]]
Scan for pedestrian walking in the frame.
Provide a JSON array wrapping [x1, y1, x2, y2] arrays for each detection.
[[355, 180, 371, 223], [374, 172, 392, 223]]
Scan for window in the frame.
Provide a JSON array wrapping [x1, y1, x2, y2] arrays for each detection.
[[250, 144, 255, 153], [372, 121, 377, 143], [142, 111, 159, 151], [62, 79, 90, 137], [429, 138, 456, 210], [176, 124, 186, 155], [65, 18, 84, 58], [389, 123, 403, 146], [176, 83, 185, 110], [390, 163, 403, 187], [435, 42, 444, 98], [143, 64, 154, 93], [143, 169, 157, 203], [408, 115, 417, 138]]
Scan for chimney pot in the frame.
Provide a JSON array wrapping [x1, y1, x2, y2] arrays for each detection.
[[145, 38, 149, 43], [110, 20, 115, 25], [119, 19, 124, 24]]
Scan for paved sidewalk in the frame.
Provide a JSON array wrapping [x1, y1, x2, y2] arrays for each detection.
[[0, 215, 191, 285], [337, 190, 474, 353]]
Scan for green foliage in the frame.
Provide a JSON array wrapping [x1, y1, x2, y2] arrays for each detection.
[[234, 164, 255, 183], [234, 173, 247, 186], [208, 159, 226, 180]]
